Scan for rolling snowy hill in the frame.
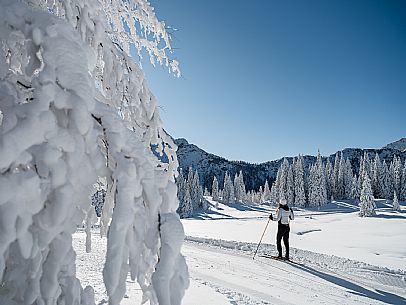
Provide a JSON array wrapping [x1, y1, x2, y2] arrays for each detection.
[[175, 138, 406, 192]]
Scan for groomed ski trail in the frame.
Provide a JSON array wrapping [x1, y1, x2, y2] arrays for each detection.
[[73, 231, 406, 305], [183, 237, 406, 305]]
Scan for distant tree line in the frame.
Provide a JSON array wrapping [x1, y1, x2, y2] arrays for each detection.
[[179, 151, 405, 218], [269, 151, 405, 215]]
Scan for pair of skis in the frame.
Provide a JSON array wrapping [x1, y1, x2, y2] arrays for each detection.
[[259, 254, 292, 262]]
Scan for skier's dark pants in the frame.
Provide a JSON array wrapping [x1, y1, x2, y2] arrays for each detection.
[[276, 224, 290, 258]]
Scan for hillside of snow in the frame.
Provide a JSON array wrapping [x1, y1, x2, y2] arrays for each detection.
[[175, 138, 406, 192], [74, 198, 406, 304]]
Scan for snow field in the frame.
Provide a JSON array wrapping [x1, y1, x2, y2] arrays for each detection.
[[73, 198, 406, 304], [184, 199, 406, 270]]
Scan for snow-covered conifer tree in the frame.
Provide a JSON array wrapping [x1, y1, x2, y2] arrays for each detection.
[[392, 191, 400, 212], [294, 157, 306, 207], [380, 161, 392, 199], [263, 180, 271, 202], [277, 158, 289, 201], [234, 171, 246, 203], [359, 151, 372, 187], [287, 165, 295, 205], [0, 1, 186, 304], [192, 170, 203, 209], [211, 176, 219, 202], [372, 153, 382, 198], [176, 169, 186, 205], [270, 183, 278, 205], [187, 167, 195, 194], [344, 159, 353, 199], [391, 156, 402, 197], [274, 168, 282, 202], [325, 159, 333, 202], [400, 160, 406, 201], [359, 173, 376, 217], [350, 175, 360, 202], [308, 151, 327, 207], [332, 152, 340, 200], [337, 153, 345, 200], [180, 188, 193, 218], [308, 165, 316, 206], [222, 172, 235, 204]]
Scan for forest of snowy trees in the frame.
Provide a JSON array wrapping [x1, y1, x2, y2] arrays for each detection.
[[176, 168, 271, 218], [181, 151, 406, 219], [269, 151, 406, 209]]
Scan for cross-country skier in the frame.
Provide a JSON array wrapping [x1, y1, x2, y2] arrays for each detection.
[[269, 199, 294, 260]]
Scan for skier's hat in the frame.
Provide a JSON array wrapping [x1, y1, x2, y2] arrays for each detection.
[[279, 199, 287, 205]]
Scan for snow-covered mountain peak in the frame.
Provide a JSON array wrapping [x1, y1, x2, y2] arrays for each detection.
[[175, 138, 190, 147], [384, 138, 406, 152]]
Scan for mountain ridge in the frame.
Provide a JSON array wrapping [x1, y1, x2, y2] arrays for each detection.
[[175, 138, 406, 192]]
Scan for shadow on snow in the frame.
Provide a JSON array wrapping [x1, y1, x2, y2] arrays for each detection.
[[290, 263, 406, 305]]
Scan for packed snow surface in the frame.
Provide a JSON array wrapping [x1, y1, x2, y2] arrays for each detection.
[[74, 198, 406, 304]]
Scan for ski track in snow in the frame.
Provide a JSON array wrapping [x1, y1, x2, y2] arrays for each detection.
[[73, 231, 406, 305], [184, 236, 406, 305]]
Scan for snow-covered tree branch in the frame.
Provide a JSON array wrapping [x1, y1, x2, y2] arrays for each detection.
[[0, 0, 187, 304]]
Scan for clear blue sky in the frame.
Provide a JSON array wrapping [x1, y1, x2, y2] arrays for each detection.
[[140, 0, 406, 163]]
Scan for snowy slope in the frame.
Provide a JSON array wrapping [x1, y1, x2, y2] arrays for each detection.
[[73, 198, 406, 304]]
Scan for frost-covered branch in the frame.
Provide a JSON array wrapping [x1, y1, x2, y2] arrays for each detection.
[[0, 0, 186, 304]]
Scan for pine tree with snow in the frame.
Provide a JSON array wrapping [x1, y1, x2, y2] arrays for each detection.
[[344, 159, 353, 199], [294, 155, 307, 207], [308, 151, 328, 207], [391, 156, 402, 197], [308, 165, 316, 206], [176, 169, 186, 204], [337, 153, 345, 200], [359, 173, 376, 217], [263, 180, 271, 202], [193, 170, 204, 208], [277, 158, 290, 202], [350, 175, 360, 202], [234, 171, 247, 203], [392, 191, 400, 212], [380, 161, 392, 199], [400, 160, 406, 201], [359, 151, 372, 188], [212, 176, 219, 202], [274, 167, 282, 202], [372, 153, 382, 197], [332, 152, 341, 200], [222, 172, 235, 204], [180, 188, 193, 218], [325, 159, 333, 202], [187, 167, 195, 193], [287, 164, 295, 205], [270, 182, 278, 206]]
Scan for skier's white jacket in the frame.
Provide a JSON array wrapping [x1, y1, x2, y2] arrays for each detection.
[[276, 205, 294, 225]]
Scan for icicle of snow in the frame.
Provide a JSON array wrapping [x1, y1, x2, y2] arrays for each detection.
[[152, 213, 189, 305]]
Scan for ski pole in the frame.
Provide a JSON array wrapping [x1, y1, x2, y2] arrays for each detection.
[[253, 217, 271, 260]]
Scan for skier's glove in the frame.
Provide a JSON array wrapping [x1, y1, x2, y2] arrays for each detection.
[[269, 214, 273, 220]]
